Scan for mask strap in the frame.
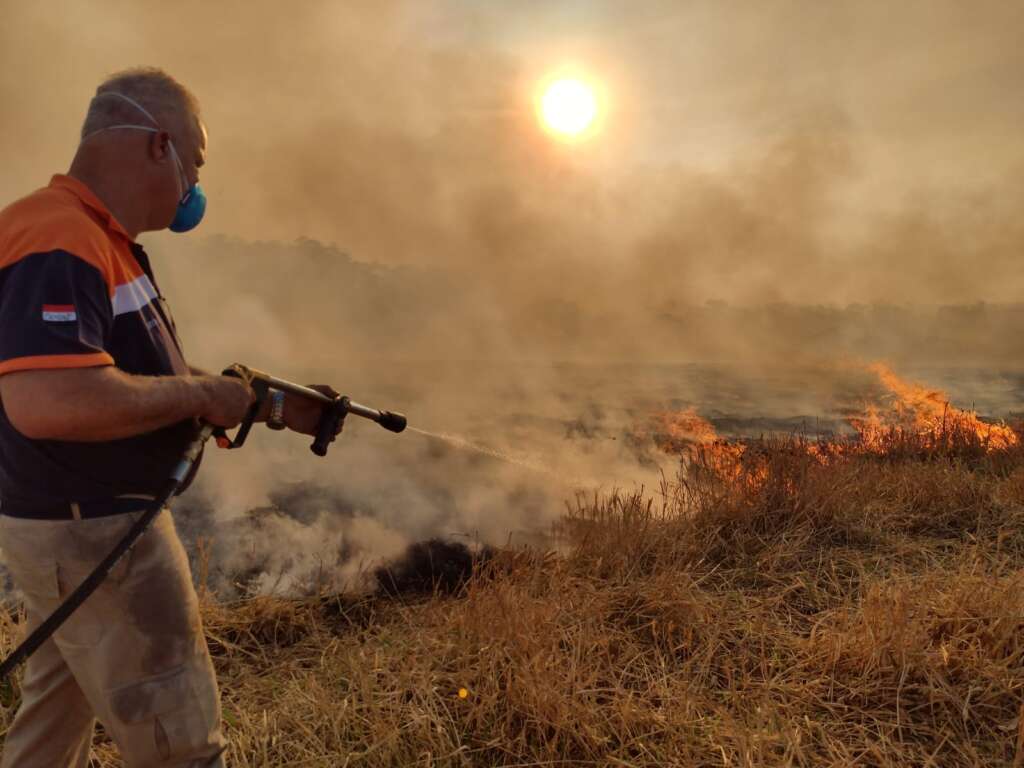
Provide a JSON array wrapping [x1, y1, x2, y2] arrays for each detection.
[[81, 90, 161, 143], [81, 93, 189, 200], [93, 91, 161, 126], [165, 141, 188, 200], [83, 124, 157, 139]]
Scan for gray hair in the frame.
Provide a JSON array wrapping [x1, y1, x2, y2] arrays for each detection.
[[80, 67, 201, 140]]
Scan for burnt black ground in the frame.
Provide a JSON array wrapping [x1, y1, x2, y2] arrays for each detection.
[[374, 538, 494, 597]]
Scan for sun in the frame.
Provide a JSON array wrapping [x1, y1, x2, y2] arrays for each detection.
[[539, 78, 598, 138]]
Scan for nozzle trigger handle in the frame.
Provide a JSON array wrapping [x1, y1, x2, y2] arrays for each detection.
[[311, 396, 349, 457]]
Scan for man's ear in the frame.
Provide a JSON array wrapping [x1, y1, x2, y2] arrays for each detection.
[[147, 130, 173, 163]]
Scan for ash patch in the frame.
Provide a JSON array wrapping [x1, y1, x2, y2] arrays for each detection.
[[374, 539, 494, 597]]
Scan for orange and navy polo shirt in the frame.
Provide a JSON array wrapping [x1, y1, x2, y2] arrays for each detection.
[[0, 174, 197, 508]]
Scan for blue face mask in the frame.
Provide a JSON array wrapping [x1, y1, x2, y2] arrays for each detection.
[[169, 179, 207, 233], [82, 92, 207, 233]]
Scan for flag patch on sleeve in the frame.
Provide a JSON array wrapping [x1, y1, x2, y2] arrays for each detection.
[[42, 304, 77, 322]]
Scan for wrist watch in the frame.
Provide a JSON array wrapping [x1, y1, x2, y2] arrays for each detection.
[[267, 389, 287, 430]]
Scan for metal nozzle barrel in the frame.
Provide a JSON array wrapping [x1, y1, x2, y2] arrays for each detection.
[[377, 410, 407, 433], [345, 401, 407, 433]]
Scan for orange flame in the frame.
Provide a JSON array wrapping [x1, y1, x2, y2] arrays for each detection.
[[638, 408, 754, 481], [644, 407, 720, 452], [852, 363, 1017, 451], [639, 363, 1017, 491]]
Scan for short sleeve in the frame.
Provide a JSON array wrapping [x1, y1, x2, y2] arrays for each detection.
[[0, 249, 115, 374]]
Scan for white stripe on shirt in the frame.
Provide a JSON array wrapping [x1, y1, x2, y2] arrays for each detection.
[[111, 274, 158, 317]]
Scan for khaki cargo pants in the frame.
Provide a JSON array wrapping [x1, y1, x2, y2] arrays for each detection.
[[0, 508, 226, 767]]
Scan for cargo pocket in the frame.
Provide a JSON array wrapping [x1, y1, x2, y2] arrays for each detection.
[[51, 562, 111, 647], [108, 664, 219, 764]]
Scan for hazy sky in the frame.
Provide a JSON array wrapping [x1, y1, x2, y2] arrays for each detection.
[[1, 0, 1022, 305]]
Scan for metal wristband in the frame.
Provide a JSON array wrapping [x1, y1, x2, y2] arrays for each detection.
[[267, 389, 287, 431]]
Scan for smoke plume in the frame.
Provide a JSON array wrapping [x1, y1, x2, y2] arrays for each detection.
[[2, 0, 1023, 594]]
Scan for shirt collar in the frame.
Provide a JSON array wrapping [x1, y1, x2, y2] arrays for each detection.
[[49, 174, 134, 242]]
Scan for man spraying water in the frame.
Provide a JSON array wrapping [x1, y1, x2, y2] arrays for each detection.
[[0, 68, 343, 767]]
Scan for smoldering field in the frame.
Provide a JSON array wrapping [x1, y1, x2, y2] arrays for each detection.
[[150, 236, 1024, 599], [3, 4, 1024, 601]]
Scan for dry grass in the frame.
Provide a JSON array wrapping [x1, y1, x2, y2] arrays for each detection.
[[5, 428, 1024, 766]]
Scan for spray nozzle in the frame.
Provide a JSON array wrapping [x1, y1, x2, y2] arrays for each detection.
[[213, 364, 408, 455]]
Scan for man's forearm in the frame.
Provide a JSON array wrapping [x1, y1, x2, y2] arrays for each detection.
[[0, 366, 209, 442], [97, 372, 209, 439]]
